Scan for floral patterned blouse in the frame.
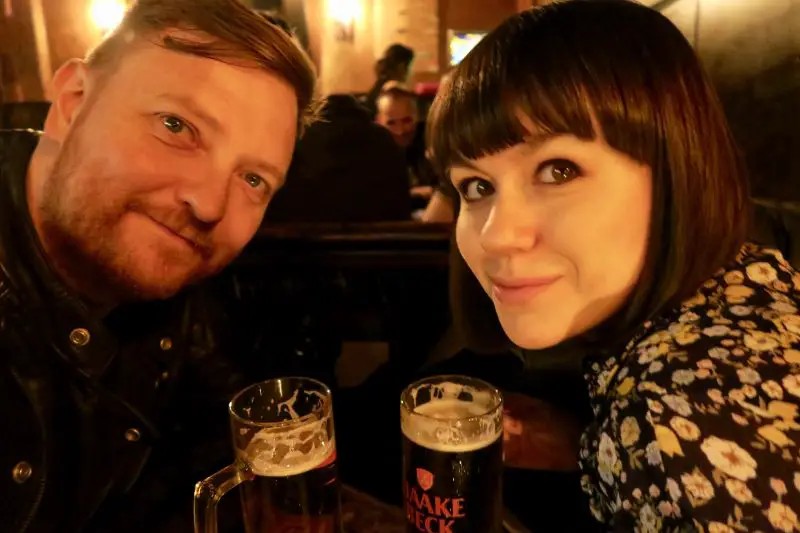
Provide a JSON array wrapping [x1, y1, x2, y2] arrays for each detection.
[[580, 244, 800, 532]]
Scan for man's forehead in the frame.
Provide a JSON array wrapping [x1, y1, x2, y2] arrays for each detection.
[[111, 40, 264, 109], [379, 95, 416, 114]]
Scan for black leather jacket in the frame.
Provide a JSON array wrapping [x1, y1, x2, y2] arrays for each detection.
[[0, 130, 247, 532]]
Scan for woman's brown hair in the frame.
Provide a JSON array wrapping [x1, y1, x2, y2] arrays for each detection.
[[428, 0, 751, 353]]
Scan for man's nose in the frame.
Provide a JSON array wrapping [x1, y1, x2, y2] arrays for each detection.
[[176, 167, 230, 226]]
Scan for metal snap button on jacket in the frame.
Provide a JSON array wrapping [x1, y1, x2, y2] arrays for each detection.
[[69, 328, 91, 347], [12, 462, 32, 484], [159, 337, 173, 351], [124, 428, 141, 442]]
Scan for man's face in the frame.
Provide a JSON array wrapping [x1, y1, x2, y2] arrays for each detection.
[[38, 36, 299, 303], [375, 95, 418, 148]]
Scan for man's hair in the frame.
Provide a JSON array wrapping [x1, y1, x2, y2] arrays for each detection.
[[382, 44, 415, 67], [430, 0, 751, 352], [86, 0, 319, 134], [377, 85, 417, 108]]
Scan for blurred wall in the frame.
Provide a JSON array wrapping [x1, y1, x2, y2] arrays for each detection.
[[316, 0, 518, 94], [42, 0, 105, 90], [444, 0, 516, 30], [1, 0, 54, 101], [1, 0, 522, 98], [657, 0, 800, 201], [319, 0, 376, 94]]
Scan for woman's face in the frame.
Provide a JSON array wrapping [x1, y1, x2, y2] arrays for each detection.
[[451, 125, 653, 349]]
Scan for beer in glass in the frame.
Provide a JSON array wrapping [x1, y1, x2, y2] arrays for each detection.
[[195, 377, 342, 533], [401, 375, 504, 533]]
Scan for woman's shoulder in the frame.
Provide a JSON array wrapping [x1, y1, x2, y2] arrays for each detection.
[[603, 243, 800, 411], [581, 244, 800, 530], [591, 244, 799, 395], [620, 244, 800, 372]]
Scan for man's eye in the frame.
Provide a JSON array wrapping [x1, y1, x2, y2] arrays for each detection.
[[244, 173, 265, 189], [162, 115, 186, 134], [537, 159, 582, 184], [458, 177, 495, 202]]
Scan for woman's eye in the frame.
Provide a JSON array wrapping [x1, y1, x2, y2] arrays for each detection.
[[162, 115, 187, 134], [537, 159, 582, 184], [458, 178, 495, 202], [244, 173, 265, 189]]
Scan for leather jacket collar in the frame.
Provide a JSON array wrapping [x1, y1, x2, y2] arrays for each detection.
[[0, 129, 119, 378]]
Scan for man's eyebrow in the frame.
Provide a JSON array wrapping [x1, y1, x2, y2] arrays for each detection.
[[155, 94, 223, 133]]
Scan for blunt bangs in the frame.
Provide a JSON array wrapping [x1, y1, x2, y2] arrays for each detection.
[[428, 0, 700, 177]]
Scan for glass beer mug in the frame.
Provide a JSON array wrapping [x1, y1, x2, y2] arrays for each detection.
[[194, 377, 342, 533], [401, 375, 504, 533]]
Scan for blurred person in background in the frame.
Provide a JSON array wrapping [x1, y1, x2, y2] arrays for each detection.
[[432, 0, 800, 530], [364, 43, 414, 116], [375, 85, 437, 214], [375, 84, 418, 149], [420, 188, 455, 223], [266, 93, 412, 223], [0, 0, 316, 531]]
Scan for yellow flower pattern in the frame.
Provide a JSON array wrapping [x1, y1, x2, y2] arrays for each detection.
[[580, 245, 800, 531]]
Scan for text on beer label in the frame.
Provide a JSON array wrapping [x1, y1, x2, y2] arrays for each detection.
[[404, 474, 466, 533]]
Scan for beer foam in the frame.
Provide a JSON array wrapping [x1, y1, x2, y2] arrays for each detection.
[[414, 399, 488, 419], [246, 442, 334, 477], [402, 399, 502, 453], [242, 420, 335, 477]]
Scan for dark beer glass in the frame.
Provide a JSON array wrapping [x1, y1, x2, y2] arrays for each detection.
[[401, 375, 504, 533], [194, 377, 342, 533]]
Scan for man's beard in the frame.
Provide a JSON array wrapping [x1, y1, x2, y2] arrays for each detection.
[[37, 132, 213, 306]]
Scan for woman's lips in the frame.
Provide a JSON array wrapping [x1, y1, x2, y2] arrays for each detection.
[[490, 276, 562, 305]]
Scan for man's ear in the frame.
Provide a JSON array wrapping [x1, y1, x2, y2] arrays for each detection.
[[44, 59, 90, 140]]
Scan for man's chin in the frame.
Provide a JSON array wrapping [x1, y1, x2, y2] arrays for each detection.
[[112, 278, 187, 302], [133, 282, 188, 301], [111, 266, 207, 302]]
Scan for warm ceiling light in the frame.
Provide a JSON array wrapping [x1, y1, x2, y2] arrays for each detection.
[[89, 0, 127, 34], [328, 0, 361, 25]]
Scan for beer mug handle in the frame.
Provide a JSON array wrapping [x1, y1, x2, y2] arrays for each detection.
[[193, 460, 254, 533]]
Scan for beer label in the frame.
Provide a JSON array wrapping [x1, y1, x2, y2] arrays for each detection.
[[416, 468, 434, 491], [404, 469, 466, 533]]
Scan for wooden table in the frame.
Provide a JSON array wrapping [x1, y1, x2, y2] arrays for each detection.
[[342, 485, 406, 533]]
